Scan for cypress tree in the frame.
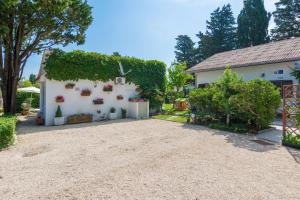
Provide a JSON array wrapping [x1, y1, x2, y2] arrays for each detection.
[[237, 0, 271, 48], [271, 0, 300, 40]]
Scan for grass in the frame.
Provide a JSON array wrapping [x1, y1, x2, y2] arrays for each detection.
[[152, 104, 189, 123]]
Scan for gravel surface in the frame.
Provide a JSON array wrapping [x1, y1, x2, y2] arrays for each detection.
[[0, 119, 299, 200]]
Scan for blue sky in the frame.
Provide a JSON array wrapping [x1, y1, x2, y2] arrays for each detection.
[[24, 0, 277, 78]]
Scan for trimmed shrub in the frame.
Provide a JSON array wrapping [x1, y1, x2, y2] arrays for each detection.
[[16, 91, 40, 113], [0, 115, 17, 150]]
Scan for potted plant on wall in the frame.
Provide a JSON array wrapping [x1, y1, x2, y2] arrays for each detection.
[[93, 97, 104, 105], [116, 95, 124, 100], [54, 106, 64, 126], [56, 95, 65, 103], [109, 107, 117, 120], [81, 89, 91, 96], [65, 83, 75, 89], [103, 84, 113, 92]]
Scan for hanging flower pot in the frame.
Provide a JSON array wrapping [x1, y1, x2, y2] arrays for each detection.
[[56, 95, 65, 103], [93, 98, 104, 105], [81, 89, 91, 96], [65, 83, 75, 89], [116, 95, 124, 100], [103, 84, 113, 92]]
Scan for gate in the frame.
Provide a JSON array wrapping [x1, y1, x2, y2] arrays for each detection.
[[283, 85, 300, 136]]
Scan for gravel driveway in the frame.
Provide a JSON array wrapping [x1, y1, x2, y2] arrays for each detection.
[[0, 119, 299, 200]]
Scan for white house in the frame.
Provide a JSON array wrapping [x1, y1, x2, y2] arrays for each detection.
[[187, 37, 300, 89], [37, 51, 148, 126]]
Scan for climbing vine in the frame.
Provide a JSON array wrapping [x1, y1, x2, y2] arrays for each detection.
[[45, 49, 167, 108]]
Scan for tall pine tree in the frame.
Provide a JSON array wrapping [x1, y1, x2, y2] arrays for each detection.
[[197, 4, 237, 59], [271, 0, 300, 40], [174, 35, 198, 68], [237, 0, 271, 48]]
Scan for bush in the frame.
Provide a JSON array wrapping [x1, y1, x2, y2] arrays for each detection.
[[282, 133, 300, 149], [16, 91, 40, 113], [0, 115, 17, 150], [230, 79, 281, 130], [189, 68, 281, 132]]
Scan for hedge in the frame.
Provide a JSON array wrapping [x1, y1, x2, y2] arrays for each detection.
[[0, 115, 17, 150], [16, 91, 40, 113], [45, 49, 167, 108]]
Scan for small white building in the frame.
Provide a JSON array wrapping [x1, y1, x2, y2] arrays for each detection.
[[37, 52, 149, 126], [187, 37, 300, 89]]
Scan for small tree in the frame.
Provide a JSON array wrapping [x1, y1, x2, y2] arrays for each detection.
[[168, 63, 193, 92], [214, 67, 242, 126]]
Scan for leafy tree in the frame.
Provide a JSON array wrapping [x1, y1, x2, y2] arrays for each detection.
[[0, 0, 92, 114], [214, 67, 242, 126], [271, 0, 300, 40], [237, 0, 271, 48], [20, 80, 32, 88], [168, 63, 193, 92], [29, 74, 36, 85], [174, 35, 198, 68], [197, 4, 237, 60]]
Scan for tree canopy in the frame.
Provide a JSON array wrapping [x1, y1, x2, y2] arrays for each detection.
[[0, 0, 93, 114], [174, 35, 198, 69], [271, 0, 300, 40], [197, 4, 237, 60], [168, 63, 193, 92], [237, 0, 271, 48]]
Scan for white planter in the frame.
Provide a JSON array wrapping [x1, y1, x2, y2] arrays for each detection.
[[109, 112, 118, 120], [54, 117, 65, 126]]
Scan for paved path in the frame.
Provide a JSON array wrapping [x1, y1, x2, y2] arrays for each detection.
[[0, 119, 299, 200]]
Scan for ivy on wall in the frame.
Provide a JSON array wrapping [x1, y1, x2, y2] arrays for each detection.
[[45, 49, 167, 108]]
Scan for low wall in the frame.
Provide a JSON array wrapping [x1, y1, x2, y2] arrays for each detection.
[[43, 79, 138, 126]]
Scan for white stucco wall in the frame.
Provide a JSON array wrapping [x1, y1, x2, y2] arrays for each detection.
[[195, 61, 298, 85], [43, 79, 138, 126]]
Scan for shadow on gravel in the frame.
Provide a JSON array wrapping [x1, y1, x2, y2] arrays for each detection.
[[286, 147, 300, 164], [16, 116, 146, 135], [181, 123, 279, 153]]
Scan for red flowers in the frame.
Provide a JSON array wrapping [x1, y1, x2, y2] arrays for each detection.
[[93, 98, 104, 105], [56, 96, 65, 103], [103, 84, 113, 92]]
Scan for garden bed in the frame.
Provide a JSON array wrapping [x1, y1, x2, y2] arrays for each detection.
[[67, 114, 93, 124]]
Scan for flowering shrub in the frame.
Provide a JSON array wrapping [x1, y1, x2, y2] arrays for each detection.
[[81, 89, 91, 96], [103, 84, 113, 92], [56, 95, 65, 103], [93, 98, 104, 105]]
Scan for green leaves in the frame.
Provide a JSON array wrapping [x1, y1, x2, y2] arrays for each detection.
[[189, 68, 281, 131], [45, 49, 167, 109]]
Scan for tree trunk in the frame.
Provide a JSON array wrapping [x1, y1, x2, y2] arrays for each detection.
[[226, 113, 230, 126], [2, 74, 18, 115]]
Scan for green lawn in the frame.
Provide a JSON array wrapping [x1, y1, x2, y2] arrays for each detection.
[[152, 104, 189, 123]]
